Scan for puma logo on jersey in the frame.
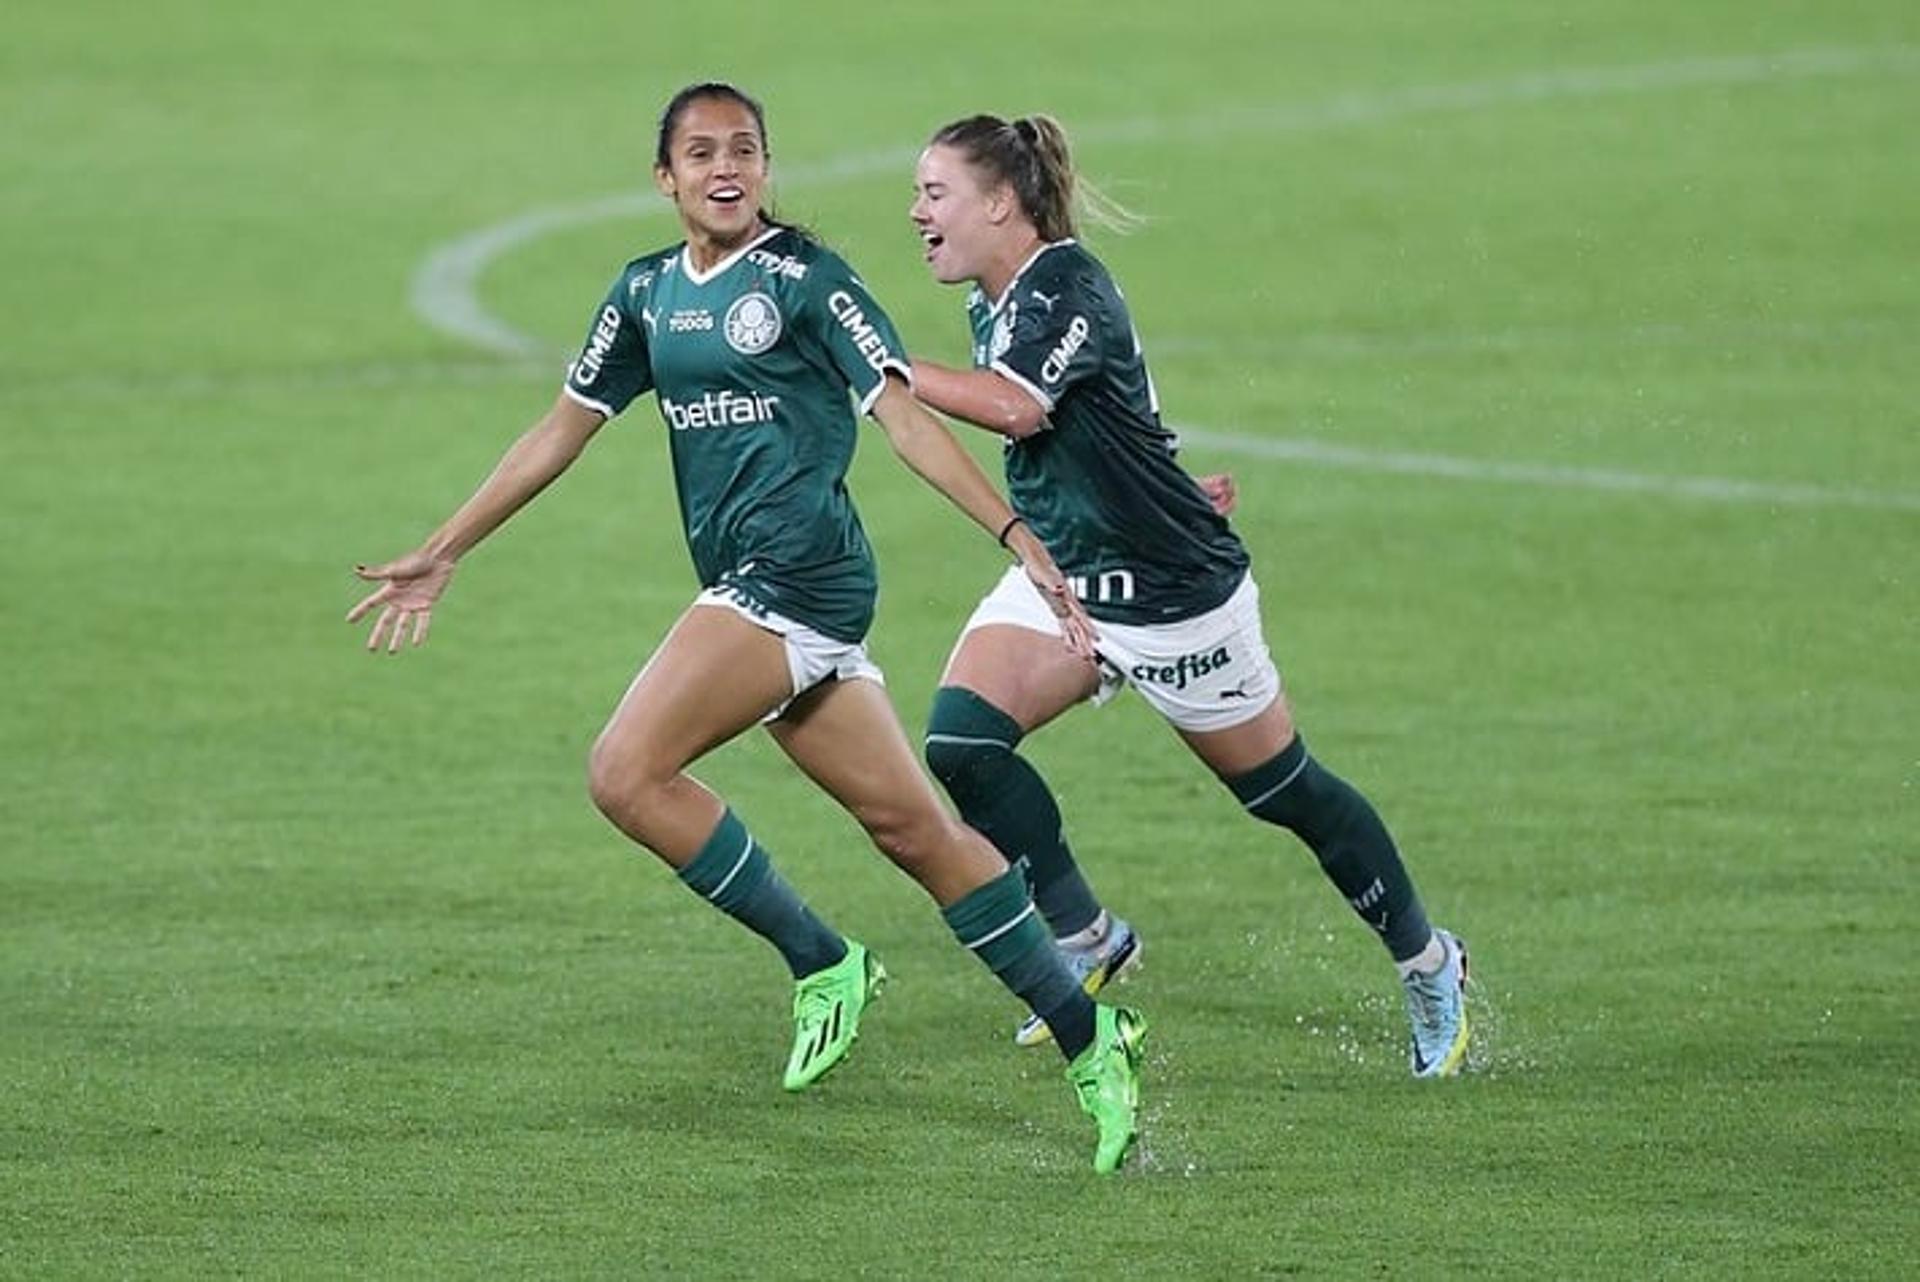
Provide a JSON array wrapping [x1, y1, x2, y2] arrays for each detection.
[[1030, 289, 1060, 313]]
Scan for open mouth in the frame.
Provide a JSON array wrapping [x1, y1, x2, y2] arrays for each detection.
[[918, 227, 945, 261], [709, 185, 745, 207]]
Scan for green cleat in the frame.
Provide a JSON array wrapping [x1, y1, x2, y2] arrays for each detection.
[[783, 940, 886, 1092], [1066, 1004, 1148, 1173]]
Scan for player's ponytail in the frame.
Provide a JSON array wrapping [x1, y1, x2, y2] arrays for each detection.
[[1010, 116, 1074, 241], [930, 113, 1141, 241]]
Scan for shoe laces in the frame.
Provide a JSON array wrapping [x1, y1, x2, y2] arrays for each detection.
[[1403, 961, 1457, 1037]]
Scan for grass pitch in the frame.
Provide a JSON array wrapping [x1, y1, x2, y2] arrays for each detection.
[[3, 2, 1915, 1276]]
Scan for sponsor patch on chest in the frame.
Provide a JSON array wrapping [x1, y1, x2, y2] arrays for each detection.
[[668, 309, 714, 333]]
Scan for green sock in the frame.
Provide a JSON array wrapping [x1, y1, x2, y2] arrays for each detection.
[[1229, 736, 1435, 963], [677, 809, 846, 979], [940, 865, 1096, 1059], [925, 686, 1103, 936]]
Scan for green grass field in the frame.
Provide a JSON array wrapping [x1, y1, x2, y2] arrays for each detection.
[[4, 1, 1916, 1276]]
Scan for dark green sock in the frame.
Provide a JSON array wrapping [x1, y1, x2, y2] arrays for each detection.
[[940, 865, 1096, 1059], [676, 809, 846, 979], [1228, 736, 1434, 962], [925, 686, 1102, 937]]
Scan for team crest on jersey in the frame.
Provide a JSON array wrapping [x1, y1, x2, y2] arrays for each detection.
[[724, 292, 782, 355], [988, 301, 1018, 362]]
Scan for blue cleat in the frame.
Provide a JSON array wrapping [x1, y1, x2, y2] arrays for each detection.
[[1016, 915, 1142, 1048], [1404, 928, 1470, 1078]]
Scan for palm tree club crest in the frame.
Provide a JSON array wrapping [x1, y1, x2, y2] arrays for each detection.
[[724, 292, 782, 354]]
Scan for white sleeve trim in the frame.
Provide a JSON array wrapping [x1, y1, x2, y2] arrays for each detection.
[[562, 381, 618, 420], [858, 359, 912, 416], [990, 359, 1055, 413]]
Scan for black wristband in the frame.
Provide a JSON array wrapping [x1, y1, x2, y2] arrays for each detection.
[[997, 515, 1027, 548]]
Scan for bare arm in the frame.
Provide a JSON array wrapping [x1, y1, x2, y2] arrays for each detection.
[[868, 375, 1095, 659], [908, 358, 1048, 439], [915, 360, 1239, 516], [346, 392, 608, 652]]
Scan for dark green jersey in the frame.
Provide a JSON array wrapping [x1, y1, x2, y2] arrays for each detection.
[[968, 240, 1248, 625], [565, 226, 909, 642]]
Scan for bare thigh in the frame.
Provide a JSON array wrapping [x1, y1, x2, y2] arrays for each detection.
[[588, 604, 794, 863], [941, 624, 1102, 734], [1176, 695, 1297, 779], [767, 677, 1006, 905]]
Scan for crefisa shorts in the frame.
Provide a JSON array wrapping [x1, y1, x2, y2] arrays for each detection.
[[957, 568, 1282, 733]]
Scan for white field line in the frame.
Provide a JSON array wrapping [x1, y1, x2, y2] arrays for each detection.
[[1146, 315, 1906, 360], [1173, 429, 1920, 513]]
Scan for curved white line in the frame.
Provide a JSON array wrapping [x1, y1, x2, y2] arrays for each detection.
[[411, 45, 1917, 357], [406, 46, 1920, 516], [410, 150, 917, 358]]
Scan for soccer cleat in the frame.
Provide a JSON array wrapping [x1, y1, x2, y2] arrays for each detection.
[[1067, 1004, 1148, 1174], [1015, 916, 1142, 1048], [782, 939, 886, 1092], [1403, 928, 1470, 1079]]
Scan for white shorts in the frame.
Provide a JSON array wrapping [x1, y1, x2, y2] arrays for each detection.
[[959, 568, 1282, 733], [695, 586, 885, 722]]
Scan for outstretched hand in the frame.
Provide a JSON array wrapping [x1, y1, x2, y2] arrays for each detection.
[[1196, 472, 1237, 516], [346, 551, 456, 654], [1019, 557, 1100, 664]]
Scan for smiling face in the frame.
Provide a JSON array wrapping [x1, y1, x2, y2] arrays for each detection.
[[654, 94, 770, 261], [910, 143, 1019, 289]]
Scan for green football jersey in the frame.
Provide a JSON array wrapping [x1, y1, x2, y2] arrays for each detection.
[[967, 240, 1249, 625], [565, 225, 909, 643]]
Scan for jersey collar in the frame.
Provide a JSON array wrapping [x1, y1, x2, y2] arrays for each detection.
[[987, 239, 1076, 316], [678, 225, 785, 287]]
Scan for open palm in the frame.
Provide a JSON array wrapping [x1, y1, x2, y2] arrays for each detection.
[[346, 552, 456, 654]]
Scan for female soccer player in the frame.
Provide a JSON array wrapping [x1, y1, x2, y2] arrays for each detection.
[[348, 85, 1145, 1171], [906, 114, 1470, 1077]]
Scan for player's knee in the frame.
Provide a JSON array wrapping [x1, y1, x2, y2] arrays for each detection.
[[585, 735, 666, 824], [923, 733, 988, 790], [584, 746, 627, 822], [923, 686, 1023, 792]]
